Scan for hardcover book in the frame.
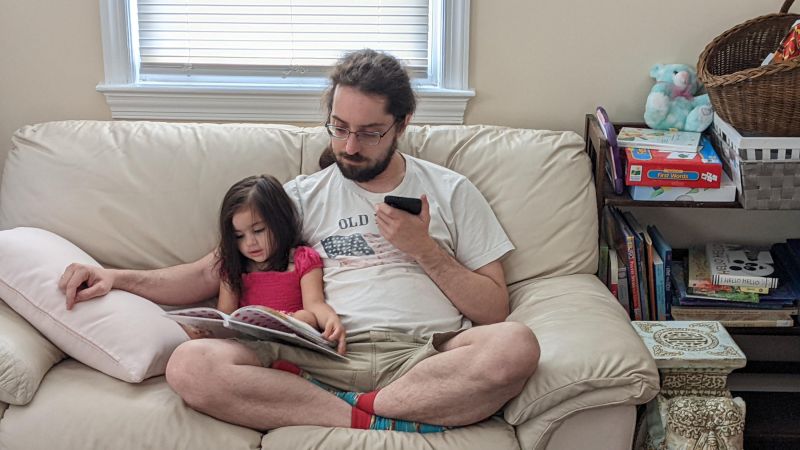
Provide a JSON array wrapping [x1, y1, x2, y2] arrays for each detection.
[[686, 247, 760, 303], [602, 206, 642, 320], [617, 127, 702, 153], [647, 224, 673, 318], [165, 306, 344, 359], [672, 261, 788, 308], [652, 252, 666, 321], [623, 211, 654, 321], [617, 254, 631, 318], [706, 243, 779, 289]]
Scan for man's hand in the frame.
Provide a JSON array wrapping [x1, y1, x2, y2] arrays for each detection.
[[58, 263, 115, 310], [375, 194, 437, 260]]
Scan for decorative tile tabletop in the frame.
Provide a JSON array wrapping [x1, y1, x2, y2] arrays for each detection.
[[631, 321, 746, 371]]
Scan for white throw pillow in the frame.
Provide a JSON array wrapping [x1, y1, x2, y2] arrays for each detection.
[[0, 227, 188, 383]]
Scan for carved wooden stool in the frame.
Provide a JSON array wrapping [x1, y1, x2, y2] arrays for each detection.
[[632, 321, 747, 450]]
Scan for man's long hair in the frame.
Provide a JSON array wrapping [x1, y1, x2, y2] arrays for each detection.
[[319, 49, 417, 169]]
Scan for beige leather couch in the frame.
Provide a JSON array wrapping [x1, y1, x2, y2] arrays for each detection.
[[0, 121, 658, 449]]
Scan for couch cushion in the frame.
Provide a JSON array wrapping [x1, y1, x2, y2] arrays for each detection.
[[503, 274, 659, 447], [0, 300, 64, 405], [0, 359, 262, 450], [0, 120, 305, 269], [262, 416, 519, 450], [0, 227, 188, 383]]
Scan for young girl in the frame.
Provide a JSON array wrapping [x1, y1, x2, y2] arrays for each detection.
[[215, 174, 345, 354]]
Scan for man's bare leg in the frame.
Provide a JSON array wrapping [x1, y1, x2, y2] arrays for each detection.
[[374, 321, 540, 426], [165, 339, 350, 429]]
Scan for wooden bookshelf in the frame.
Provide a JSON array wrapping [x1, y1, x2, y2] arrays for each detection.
[[583, 113, 740, 221], [583, 113, 799, 336]]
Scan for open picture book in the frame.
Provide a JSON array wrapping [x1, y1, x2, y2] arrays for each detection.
[[165, 306, 345, 359]]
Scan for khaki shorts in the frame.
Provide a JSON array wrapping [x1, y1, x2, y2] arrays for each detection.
[[237, 330, 462, 392]]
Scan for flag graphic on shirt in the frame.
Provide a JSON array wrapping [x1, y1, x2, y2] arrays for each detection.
[[321, 233, 414, 268], [321, 234, 375, 257]]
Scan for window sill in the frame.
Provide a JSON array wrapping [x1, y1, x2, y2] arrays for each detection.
[[96, 83, 475, 124]]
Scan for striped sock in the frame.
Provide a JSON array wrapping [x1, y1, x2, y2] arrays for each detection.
[[271, 360, 446, 433], [350, 407, 445, 433]]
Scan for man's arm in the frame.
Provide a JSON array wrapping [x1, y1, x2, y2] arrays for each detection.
[[60, 251, 221, 309], [374, 195, 509, 325]]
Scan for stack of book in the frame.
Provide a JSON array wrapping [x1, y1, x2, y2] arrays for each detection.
[[600, 206, 672, 321], [618, 127, 736, 202], [670, 242, 800, 327], [599, 206, 800, 327]]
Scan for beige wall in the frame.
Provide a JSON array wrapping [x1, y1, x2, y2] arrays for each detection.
[[1, 0, 798, 244]]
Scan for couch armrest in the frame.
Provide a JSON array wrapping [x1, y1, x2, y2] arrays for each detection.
[[503, 274, 658, 434], [0, 299, 65, 405]]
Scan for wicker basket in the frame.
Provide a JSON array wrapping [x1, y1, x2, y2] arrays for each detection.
[[697, 0, 800, 137]]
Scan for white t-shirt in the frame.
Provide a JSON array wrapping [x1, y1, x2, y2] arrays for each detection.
[[284, 155, 514, 337]]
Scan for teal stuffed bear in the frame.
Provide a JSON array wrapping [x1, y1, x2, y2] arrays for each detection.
[[644, 63, 713, 132]]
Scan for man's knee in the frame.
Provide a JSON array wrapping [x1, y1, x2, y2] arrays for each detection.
[[166, 339, 235, 411], [483, 322, 539, 385]]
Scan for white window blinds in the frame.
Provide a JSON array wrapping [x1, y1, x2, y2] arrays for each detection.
[[135, 0, 431, 81]]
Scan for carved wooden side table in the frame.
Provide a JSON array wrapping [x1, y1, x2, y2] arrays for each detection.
[[632, 321, 747, 450]]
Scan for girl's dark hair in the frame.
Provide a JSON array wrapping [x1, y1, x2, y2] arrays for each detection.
[[217, 174, 302, 298]]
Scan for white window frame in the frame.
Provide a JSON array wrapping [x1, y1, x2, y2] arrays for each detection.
[[97, 0, 473, 124]]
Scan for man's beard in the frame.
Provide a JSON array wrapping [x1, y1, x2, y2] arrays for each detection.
[[333, 138, 397, 182]]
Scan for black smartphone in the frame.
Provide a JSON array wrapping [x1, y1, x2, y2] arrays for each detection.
[[384, 195, 422, 215]]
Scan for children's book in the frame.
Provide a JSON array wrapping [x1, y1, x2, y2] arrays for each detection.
[[652, 252, 666, 321], [602, 207, 642, 320], [672, 261, 769, 307], [617, 127, 702, 153], [647, 224, 673, 318], [617, 254, 631, 319], [165, 306, 345, 359], [686, 247, 759, 303], [623, 211, 654, 320], [706, 243, 779, 289]]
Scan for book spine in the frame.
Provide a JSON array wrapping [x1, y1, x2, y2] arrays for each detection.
[[608, 207, 641, 320], [706, 243, 779, 288], [652, 253, 666, 321], [663, 249, 672, 319], [710, 273, 778, 289]]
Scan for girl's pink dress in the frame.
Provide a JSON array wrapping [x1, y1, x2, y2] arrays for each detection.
[[239, 246, 322, 313]]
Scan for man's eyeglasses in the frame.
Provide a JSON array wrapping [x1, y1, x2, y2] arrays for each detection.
[[325, 121, 398, 146]]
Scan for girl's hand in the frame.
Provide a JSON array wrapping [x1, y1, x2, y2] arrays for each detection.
[[322, 315, 347, 355]]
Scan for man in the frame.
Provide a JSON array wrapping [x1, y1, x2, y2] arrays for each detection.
[[59, 49, 539, 432]]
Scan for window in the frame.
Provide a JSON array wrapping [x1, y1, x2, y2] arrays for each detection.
[[98, 0, 473, 123]]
